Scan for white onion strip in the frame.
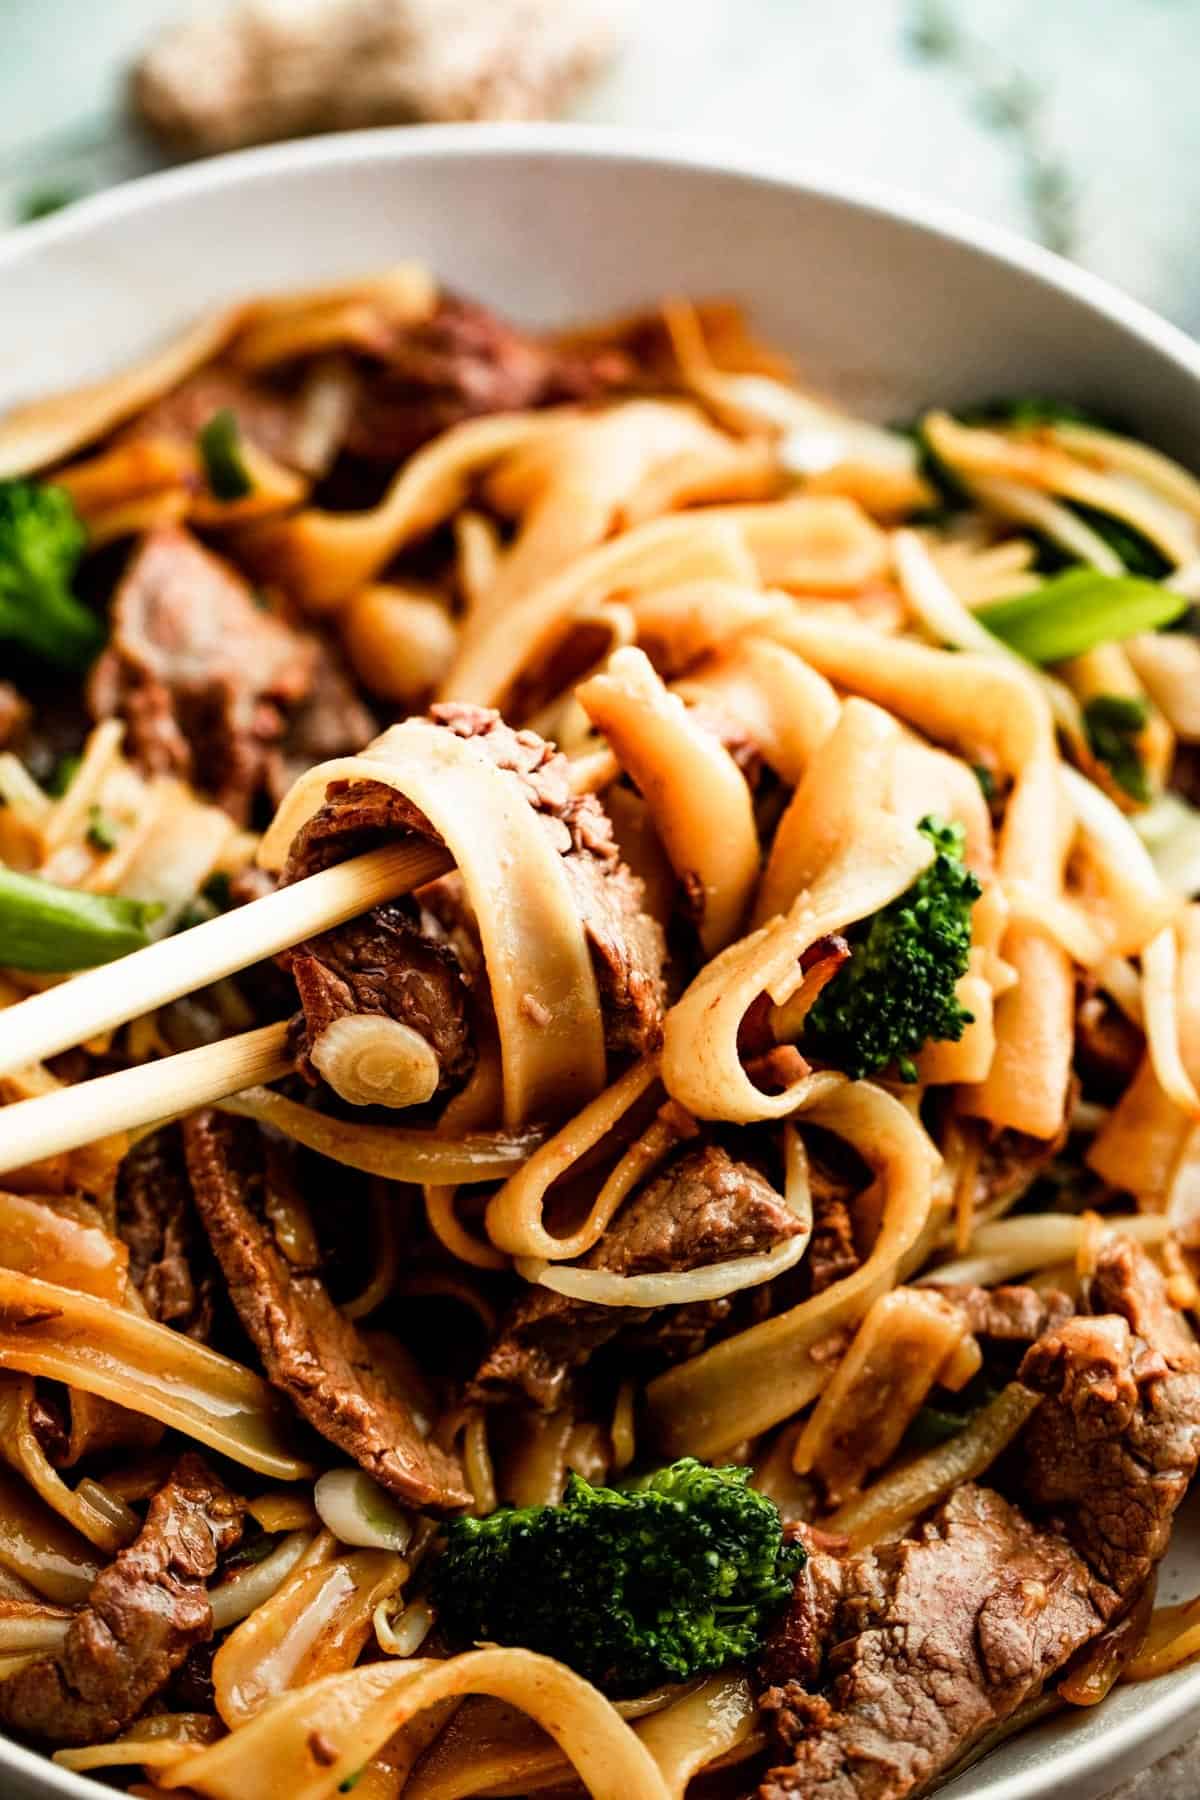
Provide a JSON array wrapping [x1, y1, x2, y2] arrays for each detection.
[[924, 1211, 1169, 1288], [208, 1531, 316, 1633], [515, 1124, 813, 1309]]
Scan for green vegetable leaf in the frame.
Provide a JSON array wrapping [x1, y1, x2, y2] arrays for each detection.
[[198, 409, 253, 502], [803, 816, 980, 1083], [18, 184, 83, 224], [0, 869, 162, 972], [971, 763, 996, 802], [0, 479, 101, 669], [85, 805, 119, 852], [1083, 693, 1151, 804], [975, 570, 1187, 664], [45, 754, 80, 799], [433, 1458, 802, 1695]]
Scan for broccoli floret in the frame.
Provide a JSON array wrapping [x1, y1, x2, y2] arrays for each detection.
[[0, 479, 100, 668], [432, 1458, 803, 1695], [803, 815, 981, 1083]]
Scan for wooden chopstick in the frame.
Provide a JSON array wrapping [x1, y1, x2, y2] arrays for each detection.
[[0, 840, 452, 1082]]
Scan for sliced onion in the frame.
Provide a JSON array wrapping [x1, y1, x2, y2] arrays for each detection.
[[375, 1594, 433, 1658], [208, 1530, 315, 1632], [218, 1086, 543, 1184], [1136, 793, 1200, 897], [515, 1125, 813, 1309], [925, 1210, 1169, 1288], [314, 1469, 414, 1553]]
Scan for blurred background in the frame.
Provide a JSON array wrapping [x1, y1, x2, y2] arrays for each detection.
[[2, 0, 1198, 333]]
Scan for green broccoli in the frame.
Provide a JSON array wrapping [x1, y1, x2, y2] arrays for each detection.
[[1082, 693, 1151, 804], [803, 815, 981, 1083], [0, 479, 101, 668], [432, 1458, 802, 1695]]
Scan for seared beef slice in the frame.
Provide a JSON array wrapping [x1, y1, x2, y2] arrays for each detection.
[[758, 1486, 1108, 1800], [0, 1455, 241, 1746], [183, 1110, 468, 1508], [471, 1144, 804, 1409]]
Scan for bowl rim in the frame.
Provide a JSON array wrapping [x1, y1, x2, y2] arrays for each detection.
[[2, 121, 1199, 1800], [3, 119, 1200, 387]]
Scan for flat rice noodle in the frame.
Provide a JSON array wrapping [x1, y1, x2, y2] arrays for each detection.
[[576, 647, 759, 953], [239, 413, 568, 614], [645, 1080, 937, 1458], [0, 1268, 312, 1479], [761, 613, 1075, 1138], [662, 814, 933, 1124], [673, 634, 840, 785], [484, 1057, 663, 1261], [442, 511, 760, 713], [259, 717, 607, 1128], [158, 1649, 674, 1800]]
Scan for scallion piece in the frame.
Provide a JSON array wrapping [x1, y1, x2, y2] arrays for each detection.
[[197, 408, 253, 502], [975, 570, 1187, 664], [0, 869, 163, 971]]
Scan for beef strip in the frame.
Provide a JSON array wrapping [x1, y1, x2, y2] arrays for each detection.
[[469, 1143, 804, 1409], [757, 1484, 1110, 1800], [281, 702, 666, 1089], [183, 1110, 469, 1509], [286, 902, 475, 1098], [118, 365, 311, 470], [807, 1156, 862, 1298], [1074, 979, 1144, 1101], [270, 648, 377, 807], [927, 1282, 1075, 1346], [1016, 1238, 1200, 1598], [0, 680, 30, 751], [0, 1454, 241, 1747], [114, 1125, 216, 1340], [342, 293, 633, 464], [87, 525, 317, 822]]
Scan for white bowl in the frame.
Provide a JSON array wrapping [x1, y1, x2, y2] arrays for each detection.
[[1, 124, 1199, 1800]]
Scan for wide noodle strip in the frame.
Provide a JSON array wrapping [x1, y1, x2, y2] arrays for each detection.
[[241, 412, 571, 613], [576, 647, 759, 952], [158, 1649, 675, 1800], [672, 633, 840, 785], [759, 611, 1074, 1137], [0, 1270, 312, 1478], [662, 813, 933, 1124], [645, 1079, 937, 1457], [484, 1057, 663, 1261], [260, 717, 608, 1128]]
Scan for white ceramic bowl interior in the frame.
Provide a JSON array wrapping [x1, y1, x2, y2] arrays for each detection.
[[1, 125, 1199, 1800]]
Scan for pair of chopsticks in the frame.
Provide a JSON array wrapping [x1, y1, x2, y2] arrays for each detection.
[[0, 840, 451, 1177]]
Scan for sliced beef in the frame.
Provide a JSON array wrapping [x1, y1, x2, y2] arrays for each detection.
[[0, 1454, 241, 1747], [88, 525, 316, 822], [807, 1156, 862, 1297], [342, 294, 632, 464], [286, 902, 474, 1097], [928, 1282, 1075, 1346], [182, 1110, 468, 1509], [1016, 1239, 1200, 1598], [1075, 979, 1144, 1101], [270, 648, 377, 807], [119, 365, 310, 470], [114, 1125, 216, 1340], [757, 1485, 1110, 1800], [0, 681, 29, 751], [470, 1143, 803, 1409], [281, 703, 667, 1090]]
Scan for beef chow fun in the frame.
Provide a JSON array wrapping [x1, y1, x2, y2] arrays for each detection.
[[2, 268, 1200, 1799]]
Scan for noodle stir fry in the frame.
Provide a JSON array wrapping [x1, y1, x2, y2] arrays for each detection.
[[0, 271, 1199, 1798]]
